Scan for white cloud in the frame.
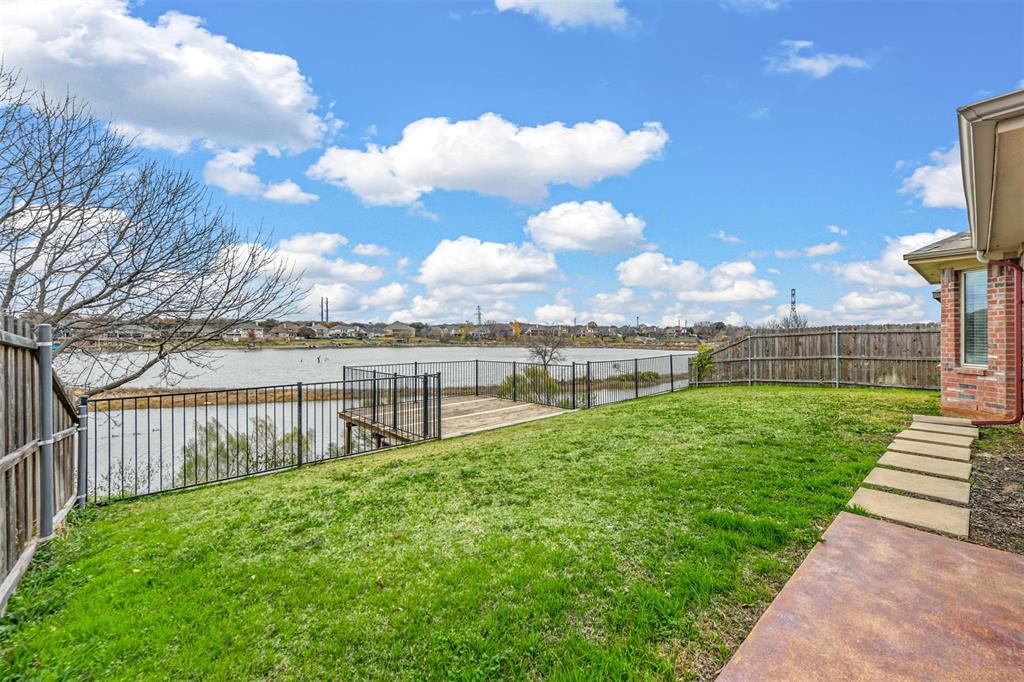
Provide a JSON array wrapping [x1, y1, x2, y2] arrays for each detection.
[[766, 40, 869, 79], [534, 290, 577, 325], [721, 0, 787, 12], [758, 289, 929, 326], [0, 0, 331, 153], [419, 236, 558, 297], [723, 312, 745, 326], [203, 148, 318, 203], [581, 287, 649, 326], [276, 231, 382, 284], [262, 180, 318, 205], [804, 241, 843, 257], [657, 305, 715, 328], [525, 201, 645, 252], [392, 236, 560, 323], [835, 229, 957, 288], [900, 146, 966, 209], [352, 243, 391, 257], [774, 241, 843, 258], [710, 230, 741, 244], [362, 282, 408, 310], [827, 224, 848, 236], [307, 113, 668, 207], [617, 253, 777, 303], [616, 252, 704, 291], [832, 289, 923, 320], [495, 0, 629, 30]]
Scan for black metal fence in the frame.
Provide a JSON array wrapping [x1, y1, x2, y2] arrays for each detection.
[[343, 354, 691, 410], [85, 373, 441, 503]]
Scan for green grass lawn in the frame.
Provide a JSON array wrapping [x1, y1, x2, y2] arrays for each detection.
[[0, 387, 938, 681]]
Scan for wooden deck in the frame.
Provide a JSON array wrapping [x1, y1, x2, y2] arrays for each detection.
[[439, 396, 566, 438], [339, 396, 567, 451]]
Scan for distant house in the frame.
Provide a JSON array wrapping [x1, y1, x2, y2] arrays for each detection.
[[268, 322, 301, 340], [384, 321, 415, 339], [222, 322, 265, 342], [329, 324, 363, 339]]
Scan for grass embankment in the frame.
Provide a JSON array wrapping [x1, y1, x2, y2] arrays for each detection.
[[0, 386, 937, 680]]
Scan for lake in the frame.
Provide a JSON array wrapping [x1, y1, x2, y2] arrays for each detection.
[[65, 346, 693, 390]]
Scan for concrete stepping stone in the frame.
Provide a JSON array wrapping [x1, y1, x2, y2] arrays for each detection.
[[909, 421, 979, 438], [897, 429, 974, 448], [889, 438, 971, 462], [912, 414, 973, 426], [849, 488, 969, 537], [878, 452, 971, 481], [864, 467, 970, 505]]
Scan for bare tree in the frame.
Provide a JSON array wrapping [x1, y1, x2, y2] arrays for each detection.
[[0, 67, 303, 394], [526, 329, 567, 368], [758, 311, 809, 331]]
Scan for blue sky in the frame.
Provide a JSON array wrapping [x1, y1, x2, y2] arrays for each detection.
[[1, 0, 1022, 325]]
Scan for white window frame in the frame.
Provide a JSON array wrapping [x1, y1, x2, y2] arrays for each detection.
[[960, 268, 988, 368]]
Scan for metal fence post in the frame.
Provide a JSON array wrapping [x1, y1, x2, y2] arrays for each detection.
[[586, 361, 592, 408], [669, 355, 675, 391], [372, 372, 378, 423], [834, 328, 840, 388], [512, 360, 517, 402], [571, 363, 577, 409], [422, 373, 430, 438], [747, 335, 752, 386], [475, 359, 479, 396], [392, 373, 399, 428], [296, 382, 303, 466], [77, 396, 88, 508], [37, 324, 54, 538], [634, 358, 640, 398]]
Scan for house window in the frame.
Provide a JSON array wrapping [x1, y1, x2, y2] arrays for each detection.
[[962, 269, 988, 366]]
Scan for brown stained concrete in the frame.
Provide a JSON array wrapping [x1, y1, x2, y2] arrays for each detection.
[[718, 512, 1024, 682]]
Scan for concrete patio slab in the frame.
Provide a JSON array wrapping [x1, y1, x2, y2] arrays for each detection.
[[889, 438, 971, 462], [878, 452, 971, 480], [864, 467, 971, 505], [897, 429, 974, 448], [849, 487, 969, 536], [912, 414, 975, 426], [909, 421, 979, 438], [718, 512, 1024, 681]]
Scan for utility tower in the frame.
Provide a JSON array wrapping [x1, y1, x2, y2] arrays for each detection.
[[475, 305, 482, 326], [790, 288, 797, 316]]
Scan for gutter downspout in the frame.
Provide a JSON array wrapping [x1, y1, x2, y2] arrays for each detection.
[[973, 258, 1023, 426]]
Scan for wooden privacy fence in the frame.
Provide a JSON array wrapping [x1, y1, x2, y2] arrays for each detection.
[[699, 325, 940, 390], [0, 316, 80, 613]]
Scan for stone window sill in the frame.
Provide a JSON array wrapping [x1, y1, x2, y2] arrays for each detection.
[[957, 366, 989, 376]]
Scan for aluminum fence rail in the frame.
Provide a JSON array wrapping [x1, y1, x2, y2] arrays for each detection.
[[84, 373, 441, 504], [698, 325, 940, 390], [344, 354, 692, 410]]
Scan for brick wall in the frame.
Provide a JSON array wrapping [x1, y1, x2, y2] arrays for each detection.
[[939, 263, 1018, 418]]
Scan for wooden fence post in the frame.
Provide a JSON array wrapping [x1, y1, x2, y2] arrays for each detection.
[[834, 328, 840, 388], [747, 335, 752, 386]]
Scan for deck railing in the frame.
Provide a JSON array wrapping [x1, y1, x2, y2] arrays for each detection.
[[84, 373, 441, 504], [343, 354, 692, 410]]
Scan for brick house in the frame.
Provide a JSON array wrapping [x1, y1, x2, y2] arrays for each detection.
[[905, 89, 1024, 422]]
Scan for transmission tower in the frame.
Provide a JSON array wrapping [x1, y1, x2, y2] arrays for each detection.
[[475, 305, 482, 326]]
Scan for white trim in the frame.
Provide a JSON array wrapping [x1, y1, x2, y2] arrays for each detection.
[[960, 268, 989, 368]]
